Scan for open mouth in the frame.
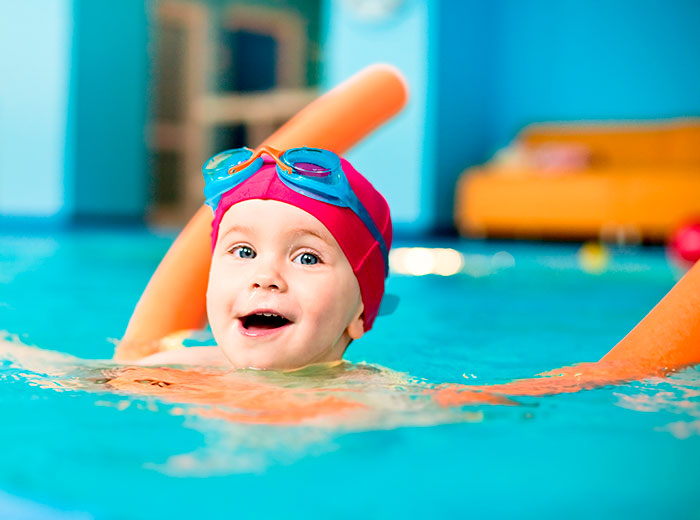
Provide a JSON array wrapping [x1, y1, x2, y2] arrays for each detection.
[[240, 312, 291, 333]]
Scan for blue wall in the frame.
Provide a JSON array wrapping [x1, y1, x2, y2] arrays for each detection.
[[73, 0, 149, 221], [487, 0, 700, 150], [0, 0, 148, 224], [2, 0, 698, 231], [0, 0, 73, 221], [325, 0, 700, 231], [322, 0, 438, 234], [434, 2, 496, 230]]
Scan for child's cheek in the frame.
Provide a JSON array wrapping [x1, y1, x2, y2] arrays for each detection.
[[207, 267, 236, 321]]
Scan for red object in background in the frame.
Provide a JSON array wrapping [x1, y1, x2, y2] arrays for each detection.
[[668, 221, 700, 265]]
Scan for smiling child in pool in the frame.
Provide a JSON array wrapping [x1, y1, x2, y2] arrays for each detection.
[[131, 143, 695, 405], [138, 145, 392, 370], [2, 140, 677, 421]]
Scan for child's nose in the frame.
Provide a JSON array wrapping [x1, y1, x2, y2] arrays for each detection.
[[251, 260, 288, 292]]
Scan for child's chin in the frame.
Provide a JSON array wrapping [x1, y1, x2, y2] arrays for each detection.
[[222, 347, 298, 371]]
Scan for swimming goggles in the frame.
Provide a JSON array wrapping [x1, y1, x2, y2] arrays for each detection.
[[202, 145, 389, 277]]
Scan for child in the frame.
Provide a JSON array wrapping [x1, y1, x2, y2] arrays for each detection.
[[133, 144, 689, 403], [138, 145, 391, 371]]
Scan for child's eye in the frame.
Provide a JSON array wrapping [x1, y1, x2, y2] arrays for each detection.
[[293, 252, 320, 265], [228, 245, 256, 259]]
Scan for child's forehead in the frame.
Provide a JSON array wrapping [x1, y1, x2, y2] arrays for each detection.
[[219, 199, 337, 245]]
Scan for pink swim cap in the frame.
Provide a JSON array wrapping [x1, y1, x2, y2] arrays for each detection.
[[211, 155, 392, 331]]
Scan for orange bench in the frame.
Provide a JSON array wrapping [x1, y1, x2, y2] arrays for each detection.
[[455, 119, 700, 241]]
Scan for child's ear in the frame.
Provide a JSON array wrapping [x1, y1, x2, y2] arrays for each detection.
[[347, 304, 365, 340]]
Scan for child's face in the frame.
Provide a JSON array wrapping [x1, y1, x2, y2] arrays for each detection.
[[207, 199, 365, 370]]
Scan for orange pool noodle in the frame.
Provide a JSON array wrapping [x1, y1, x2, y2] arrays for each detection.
[[600, 258, 700, 376], [116, 64, 408, 361]]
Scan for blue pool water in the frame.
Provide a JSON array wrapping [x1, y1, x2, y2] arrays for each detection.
[[1, 229, 699, 519]]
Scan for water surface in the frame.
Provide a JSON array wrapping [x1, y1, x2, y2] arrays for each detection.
[[1, 230, 698, 519]]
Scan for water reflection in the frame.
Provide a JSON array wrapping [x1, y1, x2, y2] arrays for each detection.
[[613, 370, 700, 439]]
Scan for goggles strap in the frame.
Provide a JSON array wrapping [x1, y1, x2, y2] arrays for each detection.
[[229, 145, 291, 176]]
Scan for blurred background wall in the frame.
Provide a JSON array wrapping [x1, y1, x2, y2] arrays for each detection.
[[0, 0, 74, 222], [486, 1, 700, 148], [1, 0, 698, 233], [72, 0, 149, 223]]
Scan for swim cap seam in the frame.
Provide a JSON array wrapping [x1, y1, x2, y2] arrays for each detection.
[[354, 241, 379, 275], [354, 204, 391, 274]]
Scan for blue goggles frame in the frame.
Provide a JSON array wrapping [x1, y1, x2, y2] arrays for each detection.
[[203, 146, 389, 277]]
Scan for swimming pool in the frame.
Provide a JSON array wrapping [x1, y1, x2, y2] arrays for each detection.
[[1, 229, 699, 519]]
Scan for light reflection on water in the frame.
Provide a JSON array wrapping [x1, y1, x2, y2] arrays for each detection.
[[613, 370, 700, 439]]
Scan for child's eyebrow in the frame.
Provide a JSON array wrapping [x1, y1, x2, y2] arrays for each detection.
[[219, 225, 255, 241], [286, 227, 334, 246]]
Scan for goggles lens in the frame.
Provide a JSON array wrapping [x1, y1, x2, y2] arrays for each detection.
[[203, 148, 253, 181], [281, 148, 340, 182], [290, 162, 331, 177]]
